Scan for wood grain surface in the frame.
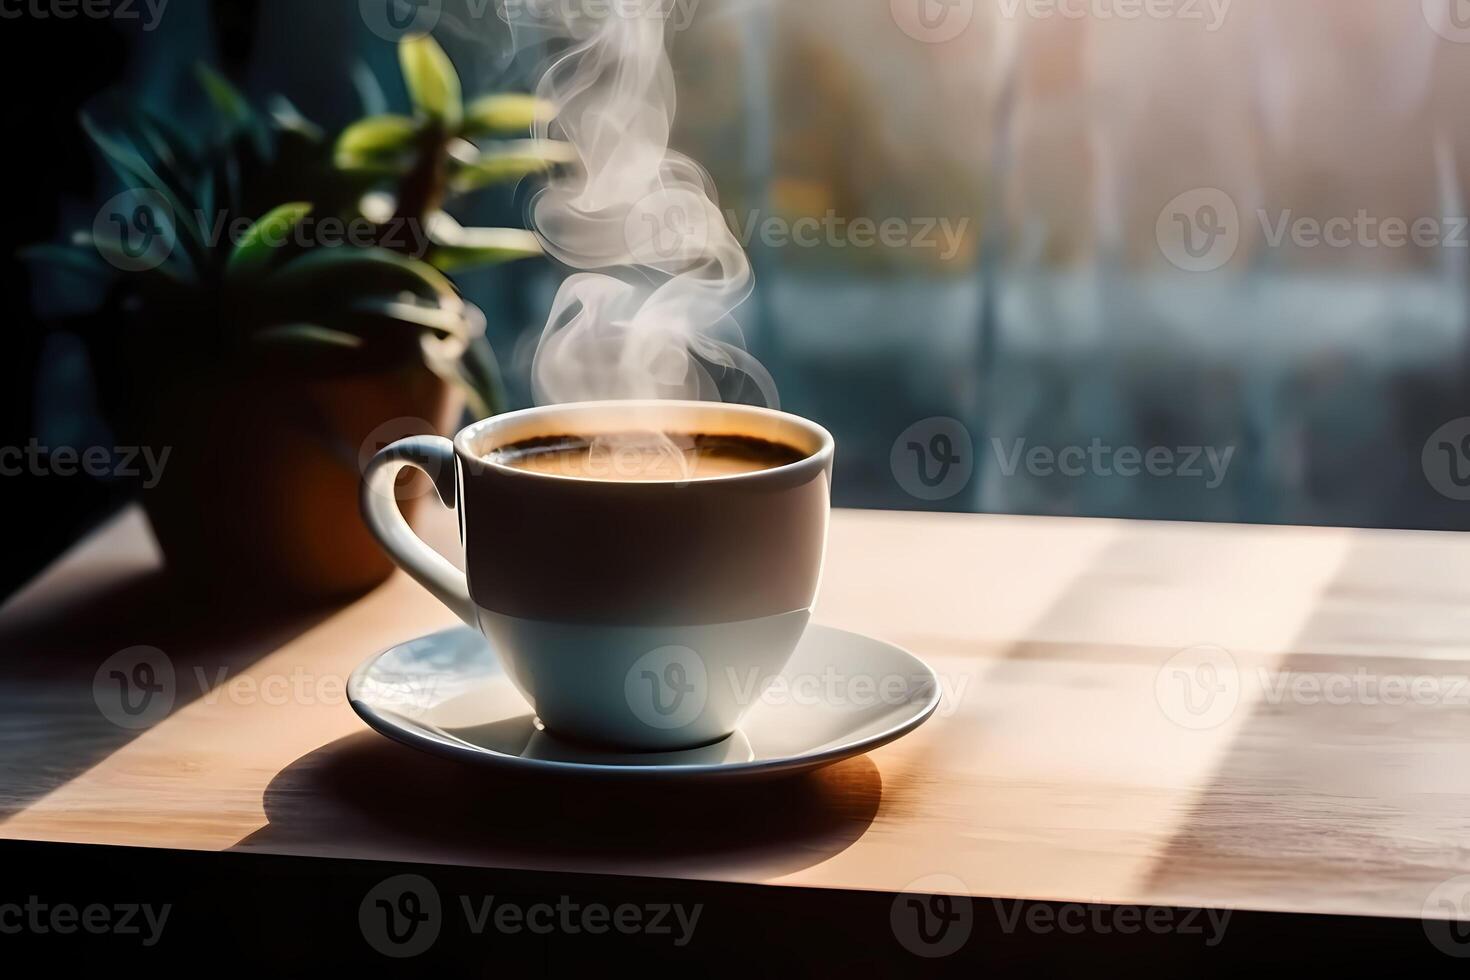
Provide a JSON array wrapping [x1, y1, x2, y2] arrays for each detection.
[[3, 504, 1469, 921]]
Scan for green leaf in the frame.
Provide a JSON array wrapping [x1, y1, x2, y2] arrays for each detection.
[[462, 94, 552, 137], [226, 202, 313, 280], [129, 115, 181, 172], [417, 313, 498, 419], [196, 64, 252, 125], [196, 64, 271, 158], [350, 298, 472, 338], [268, 95, 324, 142], [124, 112, 212, 219], [399, 35, 462, 130], [352, 61, 389, 117], [447, 140, 574, 193], [267, 246, 460, 305], [80, 113, 153, 184], [426, 221, 542, 273], [252, 324, 364, 349], [452, 331, 505, 419], [335, 114, 420, 168], [79, 114, 205, 259]]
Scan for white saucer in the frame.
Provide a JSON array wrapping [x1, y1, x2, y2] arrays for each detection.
[[348, 624, 940, 782]]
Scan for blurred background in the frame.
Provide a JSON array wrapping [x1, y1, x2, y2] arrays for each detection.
[[7, 0, 1470, 599]]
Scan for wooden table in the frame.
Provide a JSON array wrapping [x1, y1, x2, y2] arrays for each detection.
[[4, 505, 1469, 941]]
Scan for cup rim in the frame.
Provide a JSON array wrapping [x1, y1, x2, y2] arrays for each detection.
[[455, 400, 835, 487]]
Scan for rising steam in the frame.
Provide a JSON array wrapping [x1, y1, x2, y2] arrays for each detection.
[[501, 0, 775, 408]]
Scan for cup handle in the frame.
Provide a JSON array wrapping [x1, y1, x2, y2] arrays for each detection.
[[360, 436, 478, 628]]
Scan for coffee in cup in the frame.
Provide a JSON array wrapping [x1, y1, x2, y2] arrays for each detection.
[[488, 431, 807, 482]]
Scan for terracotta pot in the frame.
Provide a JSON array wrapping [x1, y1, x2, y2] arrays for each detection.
[[137, 364, 463, 603]]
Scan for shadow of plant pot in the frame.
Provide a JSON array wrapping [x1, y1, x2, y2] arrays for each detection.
[[137, 363, 463, 604]]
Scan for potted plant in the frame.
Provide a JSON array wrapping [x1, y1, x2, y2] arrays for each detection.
[[27, 36, 568, 601]]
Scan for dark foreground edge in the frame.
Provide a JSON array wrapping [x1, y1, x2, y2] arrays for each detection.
[[0, 839, 1453, 974]]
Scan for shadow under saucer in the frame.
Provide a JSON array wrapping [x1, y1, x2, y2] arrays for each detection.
[[234, 731, 883, 882]]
